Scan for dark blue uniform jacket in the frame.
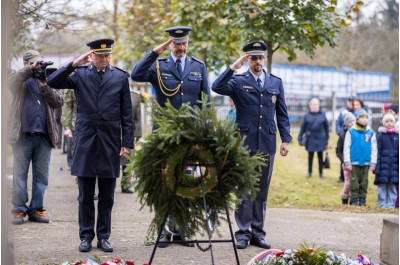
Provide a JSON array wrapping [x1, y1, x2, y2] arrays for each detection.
[[47, 62, 133, 178], [131, 50, 210, 109], [212, 68, 292, 154], [374, 128, 399, 185]]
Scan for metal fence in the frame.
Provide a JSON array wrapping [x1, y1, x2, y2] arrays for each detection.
[[213, 94, 398, 133]]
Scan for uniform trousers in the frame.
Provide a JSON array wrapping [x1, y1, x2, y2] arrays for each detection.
[[235, 155, 275, 241], [78, 177, 116, 241]]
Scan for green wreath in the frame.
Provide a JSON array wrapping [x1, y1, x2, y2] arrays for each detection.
[[125, 95, 266, 238]]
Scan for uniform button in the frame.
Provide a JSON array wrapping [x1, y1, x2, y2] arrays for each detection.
[[246, 89, 249, 91], [181, 92, 184, 95], [260, 115, 263, 118], [261, 94, 263, 96], [260, 105, 263, 107], [259, 127, 262, 129]]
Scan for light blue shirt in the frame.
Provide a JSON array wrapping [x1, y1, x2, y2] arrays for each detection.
[[171, 54, 187, 72], [250, 70, 266, 87]]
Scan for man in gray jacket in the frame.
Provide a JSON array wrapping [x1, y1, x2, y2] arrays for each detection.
[[8, 50, 64, 225]]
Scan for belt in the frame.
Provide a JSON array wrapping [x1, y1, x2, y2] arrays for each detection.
[[77, 113, 121, 121]]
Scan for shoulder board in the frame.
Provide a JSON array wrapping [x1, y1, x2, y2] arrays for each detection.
[[114, 66, 127, 73], [234, 73, 245, 76], [157, 57, 167, 61], [269, 73, 281, 80], [77, 65, 88, 68], [114, 66, 130, 78], [191, 57, 204, 64]]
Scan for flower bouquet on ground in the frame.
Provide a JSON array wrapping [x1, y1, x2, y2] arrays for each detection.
[[248, 244, 374, 265], [59, 257, 135, 265]]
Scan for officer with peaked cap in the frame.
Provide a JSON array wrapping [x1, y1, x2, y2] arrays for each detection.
[[131, 26, 210, 110], [212, 41, 292, 250], [131, 26, 210, 248], [47, 38, 134, 253]]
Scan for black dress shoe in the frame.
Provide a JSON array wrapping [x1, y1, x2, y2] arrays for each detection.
[[236, 239, 248, 249], [158, 235, 170, 248], [79, 239, 92, 252], [97, 239, 113, 252], [122, 188, 134, 194], [250, 238, 271, 249], [180, 236, 194, 247]]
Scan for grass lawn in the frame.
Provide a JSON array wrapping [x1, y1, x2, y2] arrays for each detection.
[[270, 132, 398, 214]]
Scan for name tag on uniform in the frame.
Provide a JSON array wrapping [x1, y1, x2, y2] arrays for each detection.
[[243, 86, 253, 89], [161, 73, 172, 77]]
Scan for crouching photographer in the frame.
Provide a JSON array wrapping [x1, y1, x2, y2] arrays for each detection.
[[8, 50, 64, 225]]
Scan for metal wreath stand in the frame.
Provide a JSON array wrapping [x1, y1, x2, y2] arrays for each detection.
[[148, 137, 240, 265]]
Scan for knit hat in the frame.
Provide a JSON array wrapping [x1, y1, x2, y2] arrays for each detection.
[[387, 104, 399, 114], [353, 109, 368, 120], [382, 113, 395, 124], [343, 112, 356, 125]]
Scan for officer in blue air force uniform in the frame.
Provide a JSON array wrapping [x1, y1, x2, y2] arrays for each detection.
[[212, 41, 292, 250], [131, 26, 210, 109], [131, 26, 209, 248], [47, 39, 133, 253]]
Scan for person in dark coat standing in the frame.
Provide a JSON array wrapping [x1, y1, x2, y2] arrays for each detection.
[[374, 114, 399, 208], [47, 39, 134, 253], [298, 98, 329, 178], [212, 41, 292, 250], [131, 26, 210, 248]]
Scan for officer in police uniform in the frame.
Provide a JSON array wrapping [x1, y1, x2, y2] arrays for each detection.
[[131, 26, 210, 248], [47, 39, 134, 253], [212, 41, 292, 250], [131, 26, 210, 109]]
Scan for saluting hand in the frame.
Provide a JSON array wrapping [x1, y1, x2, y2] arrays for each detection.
[[153, 39, 174, 55], [230, 54, 250, 71], [72, 51, 92, 68], [119, 147, 131, 157]]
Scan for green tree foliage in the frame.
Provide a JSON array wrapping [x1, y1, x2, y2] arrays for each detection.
[[117, 1, 362, 73], [167, 0, 363, 73], [115, 0, 173, 66]]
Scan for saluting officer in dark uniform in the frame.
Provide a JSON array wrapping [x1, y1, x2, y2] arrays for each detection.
[[131, 26, 210, 248], [131, 26, 210, 109], [47, 39, 133, 253], [212, 41, 292, 250]]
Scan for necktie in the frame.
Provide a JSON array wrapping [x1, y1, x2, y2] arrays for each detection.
[[176, 59, 183, 78], [99, 70, 104, 80], [257, 78, 262, 92]]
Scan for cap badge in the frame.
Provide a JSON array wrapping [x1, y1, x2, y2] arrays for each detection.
[[175, 30, 183, 33], [253, 43, 261, 47], [101, 44, 106, 48]]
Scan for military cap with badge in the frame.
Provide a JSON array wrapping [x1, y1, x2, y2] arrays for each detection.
[[242, 41, 268, 56], [87, 38, 114, 54], [165, 26, 192, 43]]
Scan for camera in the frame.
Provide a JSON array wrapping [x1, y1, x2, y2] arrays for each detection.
[[32, 61, 54, 80]]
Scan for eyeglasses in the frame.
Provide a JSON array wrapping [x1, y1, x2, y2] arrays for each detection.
[[250, 56, 265, 61]]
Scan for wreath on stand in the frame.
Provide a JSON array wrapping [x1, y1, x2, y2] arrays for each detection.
[[125, 96, 266, 241]]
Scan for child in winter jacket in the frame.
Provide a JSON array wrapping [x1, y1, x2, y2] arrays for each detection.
[[336, 112, 356, 204], [374, 114, 399, 208], [343, 109, 377, 206]]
